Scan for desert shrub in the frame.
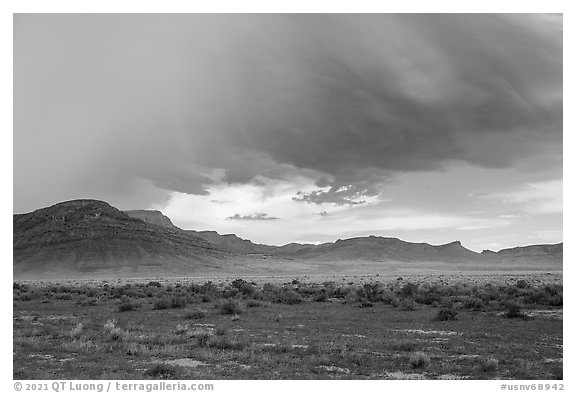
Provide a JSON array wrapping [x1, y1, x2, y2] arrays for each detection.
[[125, 342, 149, 356], [77, 297, 98, 307], [246, 300, 263, 307], [123, 289, 140, 298], [360, 298, 373, 308], [409, 351, 430, 369], [313, 291, 328, 302], [344, 289, 361, 304], [55, 293, 73, 301], [153, 298, 171, 310], [270, 288, 303, 305], [201, 295, 212, 303], [231, 279, 255, 296], [400, 282, 418, 298], [208, 336, 245, 350], [462, 296, 485, 311], [523, 284, 563, 306], [222, 287, 240, 299], [415, 291, 442, 305], [170, 297, 187, 309], [262, 283, 278, 293], [18, 291, 42, 301], [200, 281, 219, 296], [481, 358, 499, 372], [174, 324, 188, 334], [195, 332, 212, 347], [513, 359, 537, 380], [147, 281, 162, 288], [399, 299, 417, 311], [215, 326, 227, 336], [380, 289, 399, 305], [184, 310, 206, 320], [145, 363, 180, 379], [152, 297, 186, 310], [516, 279, 529, 289], [503, 302, 528, 319], [394, 341, 420, 352], [118, 300, 138, 312], [361, 283, 382, 302], [436, 308, 458, 321], [218, 299, 243, 315]]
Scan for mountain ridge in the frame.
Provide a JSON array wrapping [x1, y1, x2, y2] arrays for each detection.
[[13, 200, 563, 279]]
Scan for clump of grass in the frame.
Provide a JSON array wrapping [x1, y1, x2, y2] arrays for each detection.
[[145, 363, 180, 379], [118, 300, 138, 312], [231, 279, 255, 296], [481, 358, 499, 372], [69, 322, 83, 339], [218, 299, 243, 315], [184, 310, 206, 320], [360, 298, 374, 308], [153, 297, 186, 310], [246, 300, 263, 308], [103, 320, 123, 341], [195, 332, 212, 347], [153, 298, 171, 310], [125, 342, 149, 356], [170, 297, 187, 309], [394, 341, 420, 352], [313, 292, 329, 302], [174, 324, 188, 334], [504, 303, 527, 319], [409, 351, 430, 369], [208, 336, 245, 350], [436, 308, 458, 321], [516, 279, 529, 289], [399, 299, 417, 311]]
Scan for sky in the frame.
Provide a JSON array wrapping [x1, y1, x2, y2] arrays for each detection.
[[13, 14, 563, 252]]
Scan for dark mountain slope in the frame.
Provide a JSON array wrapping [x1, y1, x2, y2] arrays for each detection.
[[13, 200, 226, 279]]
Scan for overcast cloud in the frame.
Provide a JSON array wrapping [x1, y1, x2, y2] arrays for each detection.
[[13, 14, 562, 250]]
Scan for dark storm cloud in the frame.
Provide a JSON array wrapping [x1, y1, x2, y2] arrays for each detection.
[[226, 213, 280, 221], [14, 14, 562, 210], [223, 14, 561, 197], [294, 185, 369, 206]]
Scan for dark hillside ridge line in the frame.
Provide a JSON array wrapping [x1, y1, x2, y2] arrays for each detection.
[[123, 209, 562, 258], [13, 200, 562, 280]]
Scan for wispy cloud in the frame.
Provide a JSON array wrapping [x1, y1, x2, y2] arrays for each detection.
[[226, 213, 279, 221]]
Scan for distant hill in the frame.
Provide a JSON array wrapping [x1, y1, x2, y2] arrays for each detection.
[[185, 230, 276, 254], [14, 201, 562, 279], [13, 200, 226, 279], [273, 236, 482, 262], [123, 210, 275, 254], [482, 243, 563, 263]]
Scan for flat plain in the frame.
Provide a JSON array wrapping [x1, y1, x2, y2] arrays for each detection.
[[13, 272, 562, 380]]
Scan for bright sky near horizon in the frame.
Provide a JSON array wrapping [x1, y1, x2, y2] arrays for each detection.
[[13, 14, 562, 252]]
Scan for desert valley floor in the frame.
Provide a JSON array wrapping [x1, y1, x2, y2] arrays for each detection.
[[13, 271, 562, 380]]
